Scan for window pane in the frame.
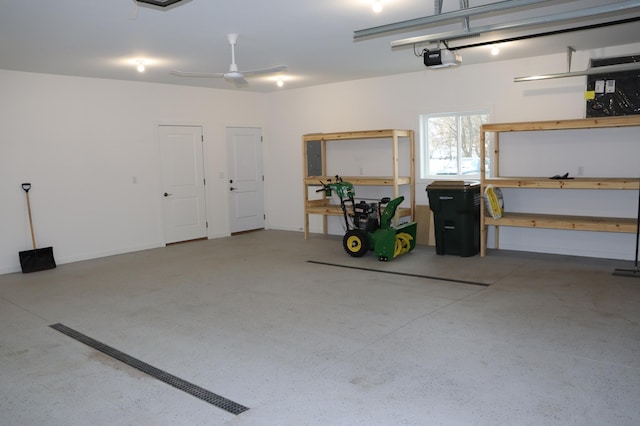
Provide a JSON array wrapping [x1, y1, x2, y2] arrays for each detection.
[[421, 111, 490, 178], [428, 116, 458, 176], [460, 114, 489, 175]]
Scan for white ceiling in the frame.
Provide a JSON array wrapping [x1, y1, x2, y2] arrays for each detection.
[[1, 0, 639, 92]]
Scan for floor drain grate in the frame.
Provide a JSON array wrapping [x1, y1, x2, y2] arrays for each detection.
[[49, 323, 249, 415]]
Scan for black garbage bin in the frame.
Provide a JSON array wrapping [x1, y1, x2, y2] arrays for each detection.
[[427, 180, 480, 257]]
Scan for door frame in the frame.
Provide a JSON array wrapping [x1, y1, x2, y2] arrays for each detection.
[[156, 121, 209, 244], [225, 125, 266, 234]]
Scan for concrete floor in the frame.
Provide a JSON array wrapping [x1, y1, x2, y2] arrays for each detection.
[[1, 230, 639, 425]]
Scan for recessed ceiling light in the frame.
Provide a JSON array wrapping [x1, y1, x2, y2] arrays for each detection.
[[136, 61, 146, 72], [491, 47, 500, 56], [136, 0, 185, 7], [372, 0, 383, 13]]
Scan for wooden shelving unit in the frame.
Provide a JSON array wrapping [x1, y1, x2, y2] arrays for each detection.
[[479, 116, 640, 257], [302, 129, 415, 239]]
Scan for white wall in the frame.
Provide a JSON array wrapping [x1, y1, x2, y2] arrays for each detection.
[[2, 43, 639, 273], [0, 70, 266, 274], [263, 43, 640, 260]]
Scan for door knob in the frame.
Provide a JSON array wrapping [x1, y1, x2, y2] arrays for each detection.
[[164, 192, 172, 197]]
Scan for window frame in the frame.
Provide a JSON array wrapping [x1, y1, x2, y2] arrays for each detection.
[[418, 109, 491, 182]]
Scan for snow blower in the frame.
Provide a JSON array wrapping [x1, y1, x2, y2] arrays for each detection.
[[316, 176, 417, 261]]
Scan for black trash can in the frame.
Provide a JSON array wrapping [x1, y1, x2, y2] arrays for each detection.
[[427, 180, 480, 257]]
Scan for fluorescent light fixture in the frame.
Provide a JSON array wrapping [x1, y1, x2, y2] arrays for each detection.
[[136, 0, 185, 7], [514, 62, 640, 82]]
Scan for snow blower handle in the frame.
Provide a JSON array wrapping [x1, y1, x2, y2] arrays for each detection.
[[315, 180, 328, 193], [315, 179, 336, 195]]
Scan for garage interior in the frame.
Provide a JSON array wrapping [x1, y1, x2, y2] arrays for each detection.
[[1, 1, 640, 425]]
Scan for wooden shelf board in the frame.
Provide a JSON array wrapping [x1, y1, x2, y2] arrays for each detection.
[[484, 212, 637, 233], [305, 205, 345, 216], [482, 116, 640, 132], [303, 129, 412, 142], [483, 177, 640, 190], [306, 205, 412, 217], [305, 176, 412, 186]]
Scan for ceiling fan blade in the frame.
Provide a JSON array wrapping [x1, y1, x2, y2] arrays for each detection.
[[240, 65, 287, 76], [170, 70, 225, 78], [170, 34, 287, 87]]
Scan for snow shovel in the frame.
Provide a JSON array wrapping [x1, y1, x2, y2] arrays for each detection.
[[19, 183, 56, 273]]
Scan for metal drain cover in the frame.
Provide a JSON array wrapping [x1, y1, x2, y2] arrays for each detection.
[[50, 323, 249, 415]]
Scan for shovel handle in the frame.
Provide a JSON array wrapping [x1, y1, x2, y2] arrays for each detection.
[[21, 183, 37, 249]]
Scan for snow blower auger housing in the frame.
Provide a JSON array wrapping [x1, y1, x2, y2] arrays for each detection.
[[316, 176, 417, 261]]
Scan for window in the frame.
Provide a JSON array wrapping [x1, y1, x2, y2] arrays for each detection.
[[420, 110, 490, 179]]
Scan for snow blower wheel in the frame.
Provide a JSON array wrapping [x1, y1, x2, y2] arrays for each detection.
[[343, 229, 369, 257]]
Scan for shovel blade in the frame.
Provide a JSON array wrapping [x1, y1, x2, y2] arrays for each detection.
[[19, 247, 56, 273]]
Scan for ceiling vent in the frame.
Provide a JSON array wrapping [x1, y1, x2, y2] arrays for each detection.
[[136, 0, 186, 7]]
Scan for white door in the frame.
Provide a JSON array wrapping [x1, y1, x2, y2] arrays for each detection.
[[159, 125, 207, 244], [227, 127, 265, 233]]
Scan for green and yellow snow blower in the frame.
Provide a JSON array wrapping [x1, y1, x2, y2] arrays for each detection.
[[316, 176, 417, 261]]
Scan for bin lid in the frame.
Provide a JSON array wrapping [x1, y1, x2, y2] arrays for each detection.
[[426, 180, 480, 190]]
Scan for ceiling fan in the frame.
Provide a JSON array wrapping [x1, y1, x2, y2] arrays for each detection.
[[171, 33, 287, 87]]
